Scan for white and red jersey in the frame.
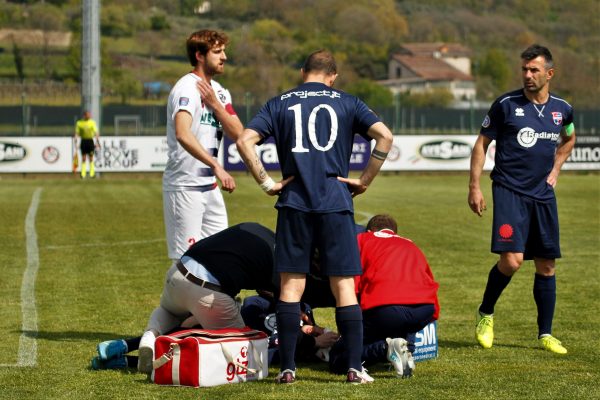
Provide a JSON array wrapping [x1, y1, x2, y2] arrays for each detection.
[[163, 73, 234, 191], [355, 229, 440, 320]]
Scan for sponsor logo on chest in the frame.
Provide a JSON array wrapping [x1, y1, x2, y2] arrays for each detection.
[[516, 127, 560, 148], [199, 111, 221, 128]]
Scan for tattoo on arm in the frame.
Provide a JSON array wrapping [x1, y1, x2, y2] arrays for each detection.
[[258, 167, 267, 180]]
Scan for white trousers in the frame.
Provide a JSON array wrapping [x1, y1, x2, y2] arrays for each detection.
[[146, 262, 245, 334]]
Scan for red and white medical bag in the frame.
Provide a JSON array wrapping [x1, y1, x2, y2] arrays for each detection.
[[151, 327, 268, 387]]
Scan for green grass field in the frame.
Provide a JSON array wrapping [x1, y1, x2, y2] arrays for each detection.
[[0, 172, 598, 399]]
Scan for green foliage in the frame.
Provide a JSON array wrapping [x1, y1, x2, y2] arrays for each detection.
[[11, 40, 24, 81], [106, 69, 143, 104], [478, 48, 511, 93], [28, 2, 67, 31], [210, 0, 254, 20], [44, 0, 71, 6], [101, 5, 151, 37], [344, 79, 393, 108], [179, 0, 198, 16], [64, 36, 117, 86], [150, 14, 170, 31], [0, 2, 25, 27], [248, 19, 295, 64], [504, 0, 551, 21], [399, 88, 455, 108], [0, 0, 599, 107]]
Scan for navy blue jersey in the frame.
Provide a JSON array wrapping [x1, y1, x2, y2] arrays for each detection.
[[247, 82, 380, 212], [481, 89, 573, 201]]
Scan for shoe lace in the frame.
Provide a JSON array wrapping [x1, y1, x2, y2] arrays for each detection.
[[543, 336, 561, 346], [477, 315, 493, 328]]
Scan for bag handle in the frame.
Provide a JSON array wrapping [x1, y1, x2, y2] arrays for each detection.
[[153, 343, 177, 370], [251, 341, 263, 371], [220, 342, 259, 375]]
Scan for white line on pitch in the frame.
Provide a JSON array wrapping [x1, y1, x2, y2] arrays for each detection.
[[355, 210, 375, 225], [0, 188, 43, 368], [42, 238, 165, 250], [19, 187, 42, 367]]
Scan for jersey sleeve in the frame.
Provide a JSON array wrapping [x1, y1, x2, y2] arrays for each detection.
[[480, 98, 504, 140], [352, 98, 381, 140], [170, 83, 200, 120], [216, 87, 237, 116], [247, 101, 274, 144], [563, 103, 574, 126]]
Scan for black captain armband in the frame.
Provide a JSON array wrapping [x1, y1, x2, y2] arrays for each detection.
[[371, 149, 388, 161]]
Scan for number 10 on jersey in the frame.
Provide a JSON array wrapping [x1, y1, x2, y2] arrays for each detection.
[[288, 104, 339, 153]]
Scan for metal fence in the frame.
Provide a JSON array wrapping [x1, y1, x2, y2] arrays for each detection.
[[0, 104, 598, 136]]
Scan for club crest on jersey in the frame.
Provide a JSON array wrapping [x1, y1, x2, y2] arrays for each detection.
[[552, 112, 563, 125], [481, 115, 490, 128], [179, 97, 189, 106], [515, 108, 524, 117]]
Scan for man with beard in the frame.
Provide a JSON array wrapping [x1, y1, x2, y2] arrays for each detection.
[[162, 30, 243, 263]]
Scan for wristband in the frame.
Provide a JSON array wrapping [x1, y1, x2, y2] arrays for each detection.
[[371, 149, 388, 161], [259, 177, 276, 193]]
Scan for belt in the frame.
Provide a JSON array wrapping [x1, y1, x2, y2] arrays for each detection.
[[192, 182, 218, 192], [176, 261, 223, 293]]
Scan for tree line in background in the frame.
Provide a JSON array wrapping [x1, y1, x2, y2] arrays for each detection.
[[0, 0, 598, 108]]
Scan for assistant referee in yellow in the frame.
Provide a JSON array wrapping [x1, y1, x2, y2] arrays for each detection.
[[74, 110, 101, 178]]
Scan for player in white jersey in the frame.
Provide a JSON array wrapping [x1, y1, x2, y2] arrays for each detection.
[[163, 29, 243, 260]]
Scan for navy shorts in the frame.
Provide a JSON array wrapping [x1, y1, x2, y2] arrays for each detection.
[[275, 207, 362, 276], [491, 183, 561, 259]]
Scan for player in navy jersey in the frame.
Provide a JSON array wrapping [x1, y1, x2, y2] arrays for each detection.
[[236, 49, 393, 384], [468, 44, 576, 354]]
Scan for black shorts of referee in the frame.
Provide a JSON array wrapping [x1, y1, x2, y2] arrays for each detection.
[[80, 138, 95, 155]]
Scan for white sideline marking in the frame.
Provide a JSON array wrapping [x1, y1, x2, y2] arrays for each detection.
[[355, 210, 375, 226], [0, 188, 42, 368], [43, 238, 165, 250]]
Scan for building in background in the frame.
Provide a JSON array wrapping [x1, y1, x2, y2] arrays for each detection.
[[380, 43, 476, 104]]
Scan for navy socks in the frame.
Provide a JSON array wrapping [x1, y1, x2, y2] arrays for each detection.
[[480, 264, 512, 315], [533, 273, 556, 337], [335, 304, 363, 371], [276, 301, 301, 371]]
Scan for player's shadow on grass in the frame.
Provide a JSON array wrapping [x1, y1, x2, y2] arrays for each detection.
[[439, 339, 530, 350], [18, 329, 138, 342], [438, 339, 475, 349]]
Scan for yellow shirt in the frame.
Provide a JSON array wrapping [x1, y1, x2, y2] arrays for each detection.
[[75, 119, 98, 140]]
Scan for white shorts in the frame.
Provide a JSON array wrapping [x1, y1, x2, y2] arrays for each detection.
[[163, 188, 228, 260]]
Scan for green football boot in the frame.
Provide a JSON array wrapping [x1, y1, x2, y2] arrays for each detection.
[[475, 308, 494, 349]]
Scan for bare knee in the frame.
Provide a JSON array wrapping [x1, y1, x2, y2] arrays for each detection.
[[498, 253, 524, 275], [279, 273, 306, 303], [534, 258, 556, 276], [329, 276, 358, 307]]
